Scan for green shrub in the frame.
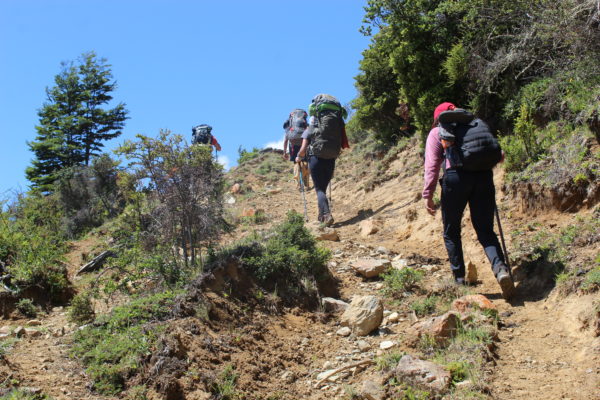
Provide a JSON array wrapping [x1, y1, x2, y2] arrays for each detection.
[[1, 194, 70, 298], [72, 291, 178, 394], [209, 364, 242, 400], [237, 146, 261, 164], [375, 351, 405, 371], [382, 268, 424, 298], [0, 337, 18, 360], [68, 292, 95, 324], [0, 390, 53, 400], [410, 295, 439, 317], [582, 266, 600, 292], [244, 211, 330, 295], [446, 360, 469, 384], [54, 154, 124, 237], [15, 298, 37, 318]]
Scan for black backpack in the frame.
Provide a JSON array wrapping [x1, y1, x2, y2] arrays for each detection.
[[308, 94, 345, 159], [284, 109, 308, 146], [438, 109, 502, 171], [192, 124, 212, 145]]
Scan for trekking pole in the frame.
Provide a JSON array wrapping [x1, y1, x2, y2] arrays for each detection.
[[494, 204, 514, 280], [328, 178, 333, 214], [298, 163, 309, 222]]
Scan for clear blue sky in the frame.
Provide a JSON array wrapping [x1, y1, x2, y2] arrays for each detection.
[[0, 0, 372, 196]]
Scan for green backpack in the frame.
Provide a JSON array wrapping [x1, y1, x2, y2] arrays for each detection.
[[308, 94, 346, 159]]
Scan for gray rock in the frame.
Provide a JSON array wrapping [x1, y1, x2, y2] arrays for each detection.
[[351, 258, 391, 278], [24, 328, 42, 338], [361, 380, 385, 400], [394, 354, 451, 394], [357, 340, 371, 352], [26, 320, 42, 326], [387, 312, 400, 323], [13, 326, 25, 337], [379, 340, 395, 350], [340, 295, 383, 336], [391, 259, 409, 270], [336, 327, 352, 337], [376, 246, 389, 255], [307, 222, 340, 241], [321, 297, 349, 313]]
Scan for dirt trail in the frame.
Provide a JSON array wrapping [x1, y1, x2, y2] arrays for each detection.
[[248, 154, 600, 399], [2, 151, 598, 399], [1, 237, 109, 400]]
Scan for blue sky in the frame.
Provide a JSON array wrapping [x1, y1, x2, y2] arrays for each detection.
[[0, 0, 372, 196]]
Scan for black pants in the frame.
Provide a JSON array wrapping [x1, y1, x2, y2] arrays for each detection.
[[440, 169, 505, 279], [308, 155, 335, 218]]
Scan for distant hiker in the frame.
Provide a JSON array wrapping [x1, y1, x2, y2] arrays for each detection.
[[283, 109, 310, 190], [422, 102, 515, 298], [296, 94, 349, 225], [192, 124, 221, 151]]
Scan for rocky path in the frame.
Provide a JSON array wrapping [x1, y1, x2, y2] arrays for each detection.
[[0, 237, 109, 400], [247, 168, 600, 399], [1, 158, 598, 399]]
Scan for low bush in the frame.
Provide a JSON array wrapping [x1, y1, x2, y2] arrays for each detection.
[[68, 292, 95, 324], [410, 295, 439, 317], [72, 291, 179, 394], [1, 194, 69, 298], [237, 146, 261, 165], [244, 211, 330, 297], [0, 390, 53, 400], [382, 268, 424, 299], [15, 298, 37, 318], [209, 364, 242, 400]]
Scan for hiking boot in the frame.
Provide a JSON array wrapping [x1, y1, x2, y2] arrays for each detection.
[[454, 277, 466, 286], [496, 268, 515, 299], [322, 214, 334, 227]]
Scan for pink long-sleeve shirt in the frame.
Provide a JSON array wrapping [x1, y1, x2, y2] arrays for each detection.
[[422, 127, 449, 200]]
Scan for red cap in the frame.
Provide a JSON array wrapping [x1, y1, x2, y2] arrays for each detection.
[[433, 102, 456, 122]]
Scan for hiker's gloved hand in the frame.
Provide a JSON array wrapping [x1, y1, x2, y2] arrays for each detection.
[[424, 198, 437, 216]]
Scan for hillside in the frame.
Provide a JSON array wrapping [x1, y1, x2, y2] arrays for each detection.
[[1, 142, 599, 400]]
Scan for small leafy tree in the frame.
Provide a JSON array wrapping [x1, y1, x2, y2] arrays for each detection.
[[116, 131, 225, 278]]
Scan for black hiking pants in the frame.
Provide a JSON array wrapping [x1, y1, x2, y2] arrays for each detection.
[[440, 169, 506, 279], [308, 155, 335, 219]]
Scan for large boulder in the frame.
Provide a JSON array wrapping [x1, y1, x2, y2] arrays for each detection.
[[394, 355, 451, 394], [340, 295, 383, 336], [351, 258, 391, 278]]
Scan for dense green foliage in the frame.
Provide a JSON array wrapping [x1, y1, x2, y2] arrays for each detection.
[[54, 154, 125, 237], [382, 267, 424, 298], [72, 291, 178, 394], [0, 194, 69, 297], [0, 390, 53, 400], [244, 211, 330, 293], [26, 52, 128, 192], [353, 0, 600, 162], [237, 146, 261, 164]]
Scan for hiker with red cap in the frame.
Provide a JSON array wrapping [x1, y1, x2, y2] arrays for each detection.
[[422, 102, 515, 299]]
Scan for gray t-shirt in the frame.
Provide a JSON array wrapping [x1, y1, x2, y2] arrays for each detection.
[[302, 116, 317, 141]]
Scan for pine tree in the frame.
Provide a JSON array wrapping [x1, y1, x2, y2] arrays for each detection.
[[26, 52, 128, 192]]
